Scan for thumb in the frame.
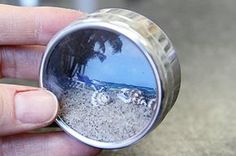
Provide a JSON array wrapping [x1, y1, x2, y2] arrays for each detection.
[[0, 84, 58, 136]]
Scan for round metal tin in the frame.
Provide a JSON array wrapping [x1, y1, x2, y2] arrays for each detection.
[[39, 8, 181, 149]]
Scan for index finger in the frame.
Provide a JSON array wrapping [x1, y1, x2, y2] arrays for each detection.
[[0, 4, 84, 45]]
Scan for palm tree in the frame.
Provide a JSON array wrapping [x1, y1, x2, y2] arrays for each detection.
[[61, 29, 123, 77]]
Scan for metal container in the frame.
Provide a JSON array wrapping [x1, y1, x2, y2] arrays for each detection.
[[39, 8, 181, 149]]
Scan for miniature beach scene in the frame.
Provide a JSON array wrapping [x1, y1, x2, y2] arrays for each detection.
[[44, 29, 158, 142]]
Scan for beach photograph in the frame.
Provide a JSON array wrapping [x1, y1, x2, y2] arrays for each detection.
[[44, 28, 158, 142]]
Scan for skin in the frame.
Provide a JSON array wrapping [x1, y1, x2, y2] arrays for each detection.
[[0, 4, 101, 156]]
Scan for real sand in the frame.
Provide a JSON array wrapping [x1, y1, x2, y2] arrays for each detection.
[[60, 88, 153, 142]]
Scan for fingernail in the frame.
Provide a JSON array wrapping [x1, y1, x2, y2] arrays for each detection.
[[15, 89, 58, 124]]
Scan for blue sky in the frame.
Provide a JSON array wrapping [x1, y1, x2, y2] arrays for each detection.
[[83, 35, 156, 88]]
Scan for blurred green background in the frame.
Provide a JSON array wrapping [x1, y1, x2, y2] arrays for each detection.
[[0, 0, 236, 156]]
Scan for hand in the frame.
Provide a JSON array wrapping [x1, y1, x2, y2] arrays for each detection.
[[0, 4, 100, 156]]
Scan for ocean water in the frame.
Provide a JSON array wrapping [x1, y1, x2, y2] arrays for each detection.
[[61, 75, 157, 99]]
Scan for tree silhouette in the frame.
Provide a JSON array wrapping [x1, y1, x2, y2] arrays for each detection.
[[59, 29, 123, 78]]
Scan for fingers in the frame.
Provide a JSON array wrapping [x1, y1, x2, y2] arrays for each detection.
[[1, 132, 101, 156], [0, 46, 45, 80], [0, 84, 58, 136], [0, 4, 84, 45]]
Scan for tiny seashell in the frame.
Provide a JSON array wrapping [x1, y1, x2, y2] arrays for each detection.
[[91, 91, 112, 106]]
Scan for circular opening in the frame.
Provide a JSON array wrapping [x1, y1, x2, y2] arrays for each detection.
[[42, 27, 158, 145]]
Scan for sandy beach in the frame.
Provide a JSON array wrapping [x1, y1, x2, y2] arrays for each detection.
[[60, 87, 153, 142]]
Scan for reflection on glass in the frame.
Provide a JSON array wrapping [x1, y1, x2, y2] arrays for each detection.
[[44, 29, 157, 142]]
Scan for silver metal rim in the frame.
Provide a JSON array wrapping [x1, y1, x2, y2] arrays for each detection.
[[39, 21, 163, 149]]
